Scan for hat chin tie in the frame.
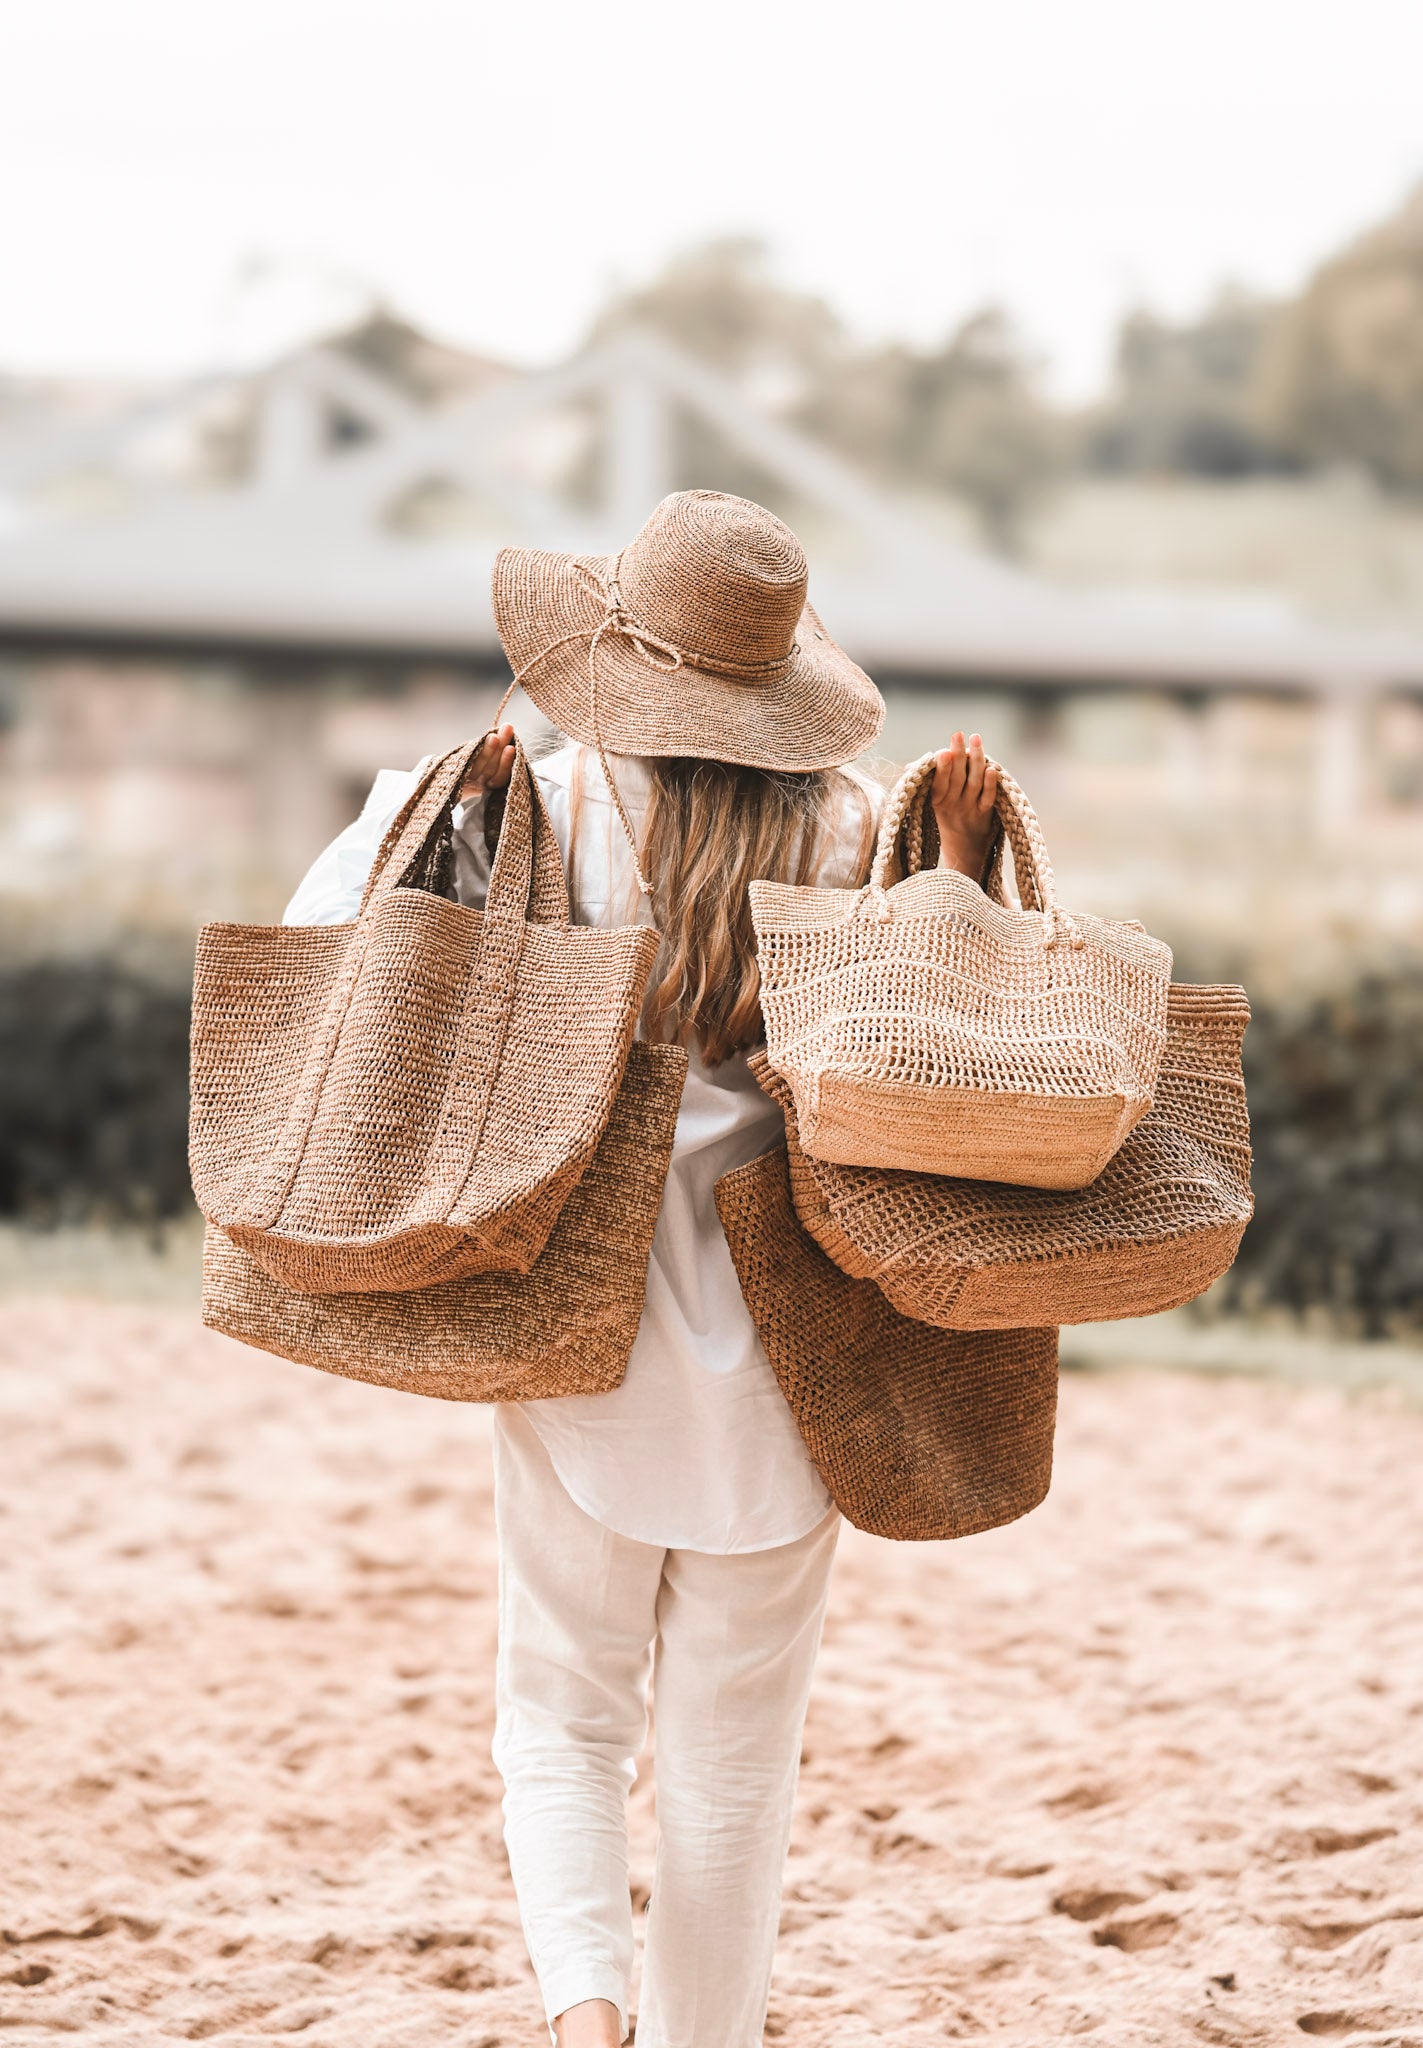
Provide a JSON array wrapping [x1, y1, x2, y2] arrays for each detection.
[[488, 557, 797, 902]]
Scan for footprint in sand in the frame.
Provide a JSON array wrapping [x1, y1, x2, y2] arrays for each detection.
[[1271, 1822, 1398, 1859], [1296, 2012, 1423, 2042], [1051, 1883, 1151, 1922], [1090, 1909, 1181, 1952], [1050, 1878, 1182, 1951]]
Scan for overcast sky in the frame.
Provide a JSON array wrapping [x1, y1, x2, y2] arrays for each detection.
[[2, 0, 1421, 399]]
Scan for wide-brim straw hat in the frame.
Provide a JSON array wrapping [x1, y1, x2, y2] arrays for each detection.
[[491, 489, 885, 773]]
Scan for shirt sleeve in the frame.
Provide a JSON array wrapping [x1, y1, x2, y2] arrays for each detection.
[[280, 760, 430, 926], [449, 789, 494, 911]]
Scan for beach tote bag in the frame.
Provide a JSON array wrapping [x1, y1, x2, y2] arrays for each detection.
[[202, 1042, 687, 1401], [750, 981, 1252, 1330], [714, 1142, 1059, 1542], [190, 736, 660, 1294], [750, 752, 1173, 1187]]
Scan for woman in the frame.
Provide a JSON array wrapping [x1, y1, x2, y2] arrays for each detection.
[[283, 491, 1001, 2048]]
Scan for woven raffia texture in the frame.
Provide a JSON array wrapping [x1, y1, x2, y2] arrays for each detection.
[[751, 752, 1173, 1188], [750, 981, 1253, 1331], [714, 1144, 1058, 1541], [490, 490, 884, 773], [191, 737, 660, 1296], [202, 1041, 687, 1402]]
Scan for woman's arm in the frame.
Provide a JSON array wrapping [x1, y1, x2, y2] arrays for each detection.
[[280, 762, 427, 926], [281, 726, 518, 928]]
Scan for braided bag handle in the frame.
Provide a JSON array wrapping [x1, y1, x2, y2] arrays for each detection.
[[897, 783, 1006, 907], [864, 752, 1081, 944]]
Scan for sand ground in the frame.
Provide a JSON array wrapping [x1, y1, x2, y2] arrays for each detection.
[[3, 1296, 1421, 2046]]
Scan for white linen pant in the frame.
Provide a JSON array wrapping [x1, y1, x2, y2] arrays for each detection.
[[490, 1403, 841, 2047]]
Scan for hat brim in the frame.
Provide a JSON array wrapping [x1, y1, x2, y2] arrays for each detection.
[[491, 547, 885, 772]]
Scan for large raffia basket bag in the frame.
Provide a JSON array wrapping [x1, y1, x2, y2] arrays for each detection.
[[203, 1042, 687, 1401], [190, 735, 660, 1295], [750, 981, 1253, 1330], [750, 752, 1173, 1187]]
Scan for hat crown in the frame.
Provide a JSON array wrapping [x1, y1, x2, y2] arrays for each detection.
[[618, 491, 807, 675]]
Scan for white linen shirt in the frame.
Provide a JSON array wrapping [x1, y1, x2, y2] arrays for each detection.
[[282, 740, 883, 1554]]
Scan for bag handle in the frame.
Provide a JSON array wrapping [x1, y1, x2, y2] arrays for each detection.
[[500, 762, 572, 926], [419, 732, 561, 1212], [894, 780, 1004, 903], [360, 742, 480, 915], [864, 751, 1082, 946], [360, 736, 571, 927], [247, 736, 569, 1238]]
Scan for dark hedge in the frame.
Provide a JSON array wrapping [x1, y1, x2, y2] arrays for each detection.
[[0, 959, 193, 1226], [0, 956, 1419, 1335], [1223, 971, 1423, 1337]]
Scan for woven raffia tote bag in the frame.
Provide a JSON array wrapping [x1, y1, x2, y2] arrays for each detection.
[[750, 981, 1253, 1330], [714, 1143, 1059, 1541], [190, 736, 660, 1295], [202, 1042, 687, 1402], [750, 752, 1173, 1187]]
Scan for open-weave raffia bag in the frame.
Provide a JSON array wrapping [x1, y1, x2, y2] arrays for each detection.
[[750, 752, 1173, 1187], [202, 1042, 687, 1401], [190, 736, 660, 1295], [750, 981, 1253, 1330], [714, 1144, 1059, 1541]]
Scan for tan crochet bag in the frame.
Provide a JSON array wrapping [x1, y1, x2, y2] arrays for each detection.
[[202, 1042, 687, 1401], [190, 736, 660, 1295], [750, 981, 1253, 1330], [750, 753, 1173, 1187], [714, 1143, 1059, 1541]]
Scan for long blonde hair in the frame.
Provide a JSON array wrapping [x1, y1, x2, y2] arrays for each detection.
[[569, 749, 874, 1067]]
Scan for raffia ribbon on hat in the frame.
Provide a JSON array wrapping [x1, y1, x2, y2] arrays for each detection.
[[485, 556, 801, 901]]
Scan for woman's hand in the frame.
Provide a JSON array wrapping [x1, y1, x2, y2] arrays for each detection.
[[459, 722, 516, 803], [931, 731, 999, 882]]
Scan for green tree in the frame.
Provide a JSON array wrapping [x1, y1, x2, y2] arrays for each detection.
[[587, 236, 846, 396], [1090, 288, 1287, 477], [591, 245, 1066, 550], [801, 308, 1068, 550], [584, 237, 849, 514], [1254, 183, 1423, 490]]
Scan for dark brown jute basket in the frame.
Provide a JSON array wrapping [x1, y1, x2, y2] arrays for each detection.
[[202, 1041, 688, 1402], [714, 1144, 1059, 1542], [191, 735, 660, 1296], [750, 982, 1253, 1331]]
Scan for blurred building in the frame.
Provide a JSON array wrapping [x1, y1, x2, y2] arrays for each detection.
[[1, 315, 1421, 976]]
